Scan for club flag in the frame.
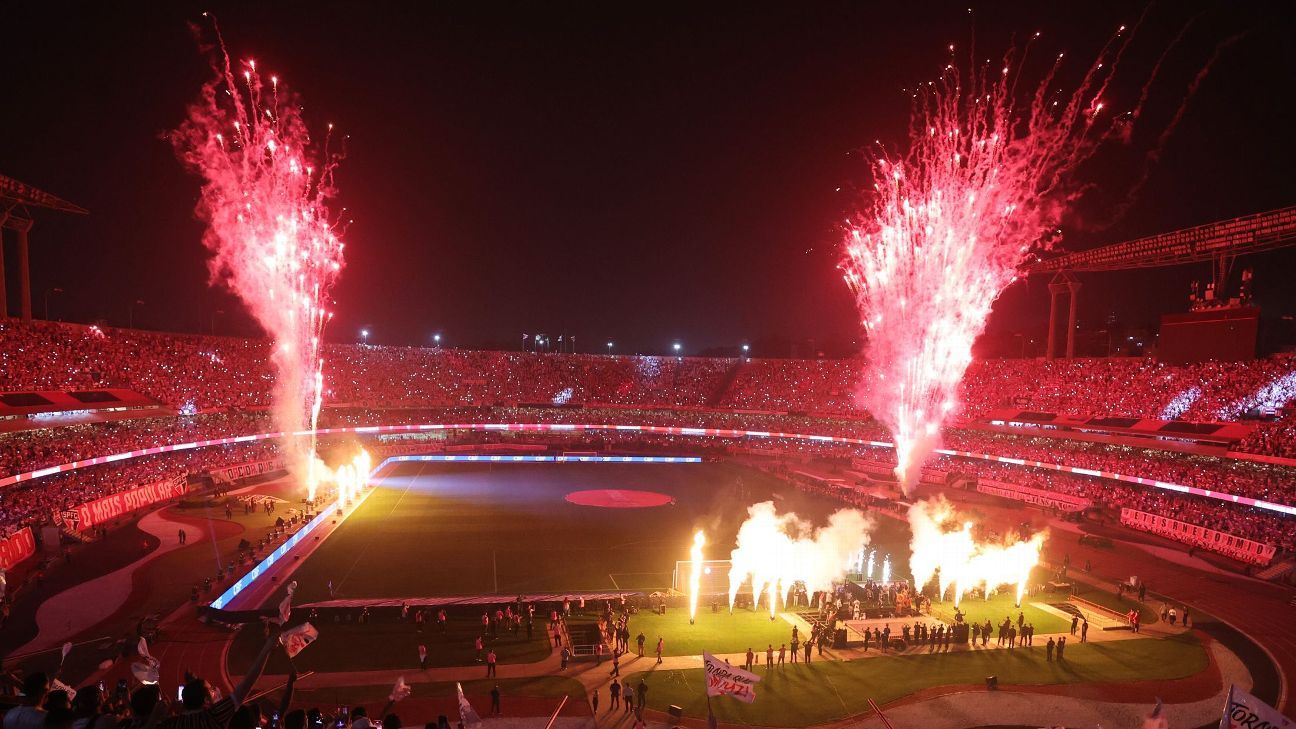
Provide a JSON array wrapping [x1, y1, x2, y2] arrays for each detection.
[[703, 651, 761, 703], [390, 677, 411, 703], [280, 622, 319, 658], [131, 661, 159, 684], [455, 683, 482, 729], [51, 679, 77, 701], [1221, 685, 1293, 729]]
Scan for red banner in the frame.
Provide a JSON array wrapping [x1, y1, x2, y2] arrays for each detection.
[[74, 477, 187, 531], [0, 527, 36, 569]]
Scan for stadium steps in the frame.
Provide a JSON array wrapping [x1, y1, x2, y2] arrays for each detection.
[[1255, 558, 1296, 582], [61, 527, 96, 544]]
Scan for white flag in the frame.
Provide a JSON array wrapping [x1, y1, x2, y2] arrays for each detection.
[[389, 677, 411, 703], [1221, 686, 1293, 729], [279, 623, 319, 658], [456, 682, 482, 729], [131, 661, 160, 684], [61, 642, 73, 662], [703, 651, 761, 703], [51, 679, 77, 701]]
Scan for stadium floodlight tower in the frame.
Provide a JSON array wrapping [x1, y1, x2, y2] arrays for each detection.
[[0, 173, 88, 320]]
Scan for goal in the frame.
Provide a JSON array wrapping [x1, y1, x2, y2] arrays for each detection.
[[671, 559, 735, 596]]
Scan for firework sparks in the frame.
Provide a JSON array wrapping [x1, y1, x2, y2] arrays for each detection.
[[688, 530, 706, 624], [174, 40, 346, 499], [841, 33, 1135, 493], [726, 502, 872, 615], [908, 497, 1044, 608]]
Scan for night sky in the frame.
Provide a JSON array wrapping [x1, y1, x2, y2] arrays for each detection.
[[2, 1, 1293, 355]]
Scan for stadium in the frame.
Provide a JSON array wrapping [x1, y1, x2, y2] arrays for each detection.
[[2, 4, 1295, 729]]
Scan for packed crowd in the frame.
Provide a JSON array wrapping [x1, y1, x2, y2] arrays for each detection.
[[5, 319, 1295, 432], [3, 319, 1296, 553], [0, 441, 279, 535], [4, 399, 1296, 552]]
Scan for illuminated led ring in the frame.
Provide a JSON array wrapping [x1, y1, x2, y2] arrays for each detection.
[[2, 422, 1293, 517]]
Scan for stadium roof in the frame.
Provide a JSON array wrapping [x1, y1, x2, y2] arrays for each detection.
[[0, 172, 88, 215], [1024, 205, 1296, 273]]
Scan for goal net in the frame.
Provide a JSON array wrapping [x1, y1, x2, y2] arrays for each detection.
[[672, 559, 735, 596]]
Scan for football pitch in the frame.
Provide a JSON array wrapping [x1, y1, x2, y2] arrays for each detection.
[[281, 459, 915, 605], [231, 458, 914, 674]]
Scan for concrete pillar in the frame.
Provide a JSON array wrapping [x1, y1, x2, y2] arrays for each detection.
[[1046, 285, 1064, 360], [0, 230, 7, 317], [17, 226, 31, 321], [1065, 282, 1082, 359]]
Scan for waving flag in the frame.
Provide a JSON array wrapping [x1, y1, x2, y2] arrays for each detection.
[[389, 677, 412, 703], [455, 683, 482, 729], [704, 651, 762, 703], [1221, 686, 1293, 729], [280, 622, 319, 658]]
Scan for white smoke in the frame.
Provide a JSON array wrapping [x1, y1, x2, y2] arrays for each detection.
[[727, 501, 873, 613]]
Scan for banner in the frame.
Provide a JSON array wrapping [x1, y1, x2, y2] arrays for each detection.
[[73, 476, 187, 531], [208, 458, 287, 483], [1221, 685, 1292, 729], [977, 479, 1091, 512], [280, 622, 319, 657], [1122, 509, 1276, 566], [703, 651, 761, 703], [0, 527, 37, 569]]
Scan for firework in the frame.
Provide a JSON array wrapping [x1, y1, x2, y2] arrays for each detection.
[[907, 497, 1044, 607], [726, 502, 872, 615], [311, 449, 373, 505], [841, 32, 1135, 493], [174, 39, 347, 499], [688, 530, 706, 624]]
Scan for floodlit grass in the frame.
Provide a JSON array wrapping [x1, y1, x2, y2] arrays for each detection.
[[625, 633, 1206, 727], [927, 592, 1072, 635], [283, 462, 828, 603], [1071, 582, 1161, 625], [586, 608, 801, 657]]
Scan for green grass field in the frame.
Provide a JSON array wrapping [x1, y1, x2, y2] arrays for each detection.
[[282, 461, 842, 602], [927, 591, 1072, 635], [575, 608, 800, 657], [276, 460, 914, 604], [625, 632, 1206, 726]]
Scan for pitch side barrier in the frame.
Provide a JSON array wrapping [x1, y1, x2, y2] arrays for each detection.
[[2, 422, 1294, 517]]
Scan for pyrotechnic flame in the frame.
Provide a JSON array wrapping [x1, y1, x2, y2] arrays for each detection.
[[907, 497, 1044, 607], [841, 36, 1139, 494], [174, 41, 346, 500], [309, 449, 373, 505], [688, 530, 705, 623], [726, 502, 873, 614]]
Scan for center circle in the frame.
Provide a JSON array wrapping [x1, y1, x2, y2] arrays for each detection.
[[564, 489, 675, 508]]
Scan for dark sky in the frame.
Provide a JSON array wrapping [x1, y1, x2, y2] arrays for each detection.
[[2, 1, 1294, 355]]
